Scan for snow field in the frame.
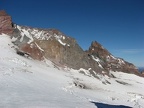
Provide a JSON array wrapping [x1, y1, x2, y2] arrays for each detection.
[[0, 34, 144, 108]]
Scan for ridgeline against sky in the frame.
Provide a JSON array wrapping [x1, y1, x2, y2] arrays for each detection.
[[1, 0, 144, 67]]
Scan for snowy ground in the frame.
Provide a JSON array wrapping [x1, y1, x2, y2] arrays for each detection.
[[0, 34, 144, 108]]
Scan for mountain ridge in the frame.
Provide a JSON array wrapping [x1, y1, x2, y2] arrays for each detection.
[[0, 10, 142, 77]]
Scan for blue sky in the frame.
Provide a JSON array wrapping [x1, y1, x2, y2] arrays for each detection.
[[1, 0, 144, 67]]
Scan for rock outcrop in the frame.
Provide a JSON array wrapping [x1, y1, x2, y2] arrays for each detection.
[[0, 10, 13, 34], [87, 41, 140, 76]]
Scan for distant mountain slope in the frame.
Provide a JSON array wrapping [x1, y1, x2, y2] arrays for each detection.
[[0, 10, 142, 77], [86, 41, 141, 75]]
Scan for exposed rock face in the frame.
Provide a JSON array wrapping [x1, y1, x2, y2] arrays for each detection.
[[87, 41, 140, 76], [19, 43, 44, 60], [12, 25, 104, 76], [0, 10, 13, 34], [11, 24, 142, 77], [2, 10, 141, 77]]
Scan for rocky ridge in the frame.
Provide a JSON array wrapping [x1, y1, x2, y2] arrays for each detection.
[[12, 25, 104, 76], [0, 10, 142, 77], [87, 41, 140, 75]]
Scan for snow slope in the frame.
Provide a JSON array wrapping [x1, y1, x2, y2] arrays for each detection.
[[0, 34, 144, 108]]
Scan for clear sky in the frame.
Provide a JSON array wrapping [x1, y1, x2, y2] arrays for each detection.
[[1, 0, 144, 67]]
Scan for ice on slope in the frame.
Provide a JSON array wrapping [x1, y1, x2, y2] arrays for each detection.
[[17, 26, 34, 43], [91, 55, 103, 68], [17, 25, 68, 46], [0, 34, 144, 108], [54, 34, 66, 46], [35, 42, 44, 52]]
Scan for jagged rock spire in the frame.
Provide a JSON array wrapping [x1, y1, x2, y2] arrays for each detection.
[[87, 41, 141, 76]]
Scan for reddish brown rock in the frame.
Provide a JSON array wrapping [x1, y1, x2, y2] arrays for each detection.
[[88, 41, 110, 59], [87, 41, 140, 76], [0, 10, 13, 34], [19, 42, 44, 60]]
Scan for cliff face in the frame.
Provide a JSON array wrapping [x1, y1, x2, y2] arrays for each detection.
[[0, 10, 13, 34]]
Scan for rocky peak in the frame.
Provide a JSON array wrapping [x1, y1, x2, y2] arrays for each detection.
[[87, 41, 141, 76], [88, 41, 110, 59], [0, 10, 13, 35]]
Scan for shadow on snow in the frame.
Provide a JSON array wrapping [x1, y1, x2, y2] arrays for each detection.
[[91, 101, 132, 108]]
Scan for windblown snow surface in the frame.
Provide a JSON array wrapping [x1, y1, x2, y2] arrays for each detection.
[[0, 34, 144, 108]]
